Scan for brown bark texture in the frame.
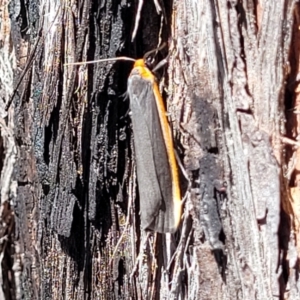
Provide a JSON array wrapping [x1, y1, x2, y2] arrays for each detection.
[[0, 0, 299, 299]]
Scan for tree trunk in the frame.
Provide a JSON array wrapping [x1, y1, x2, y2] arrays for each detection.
[[1, 0, 299, 299]]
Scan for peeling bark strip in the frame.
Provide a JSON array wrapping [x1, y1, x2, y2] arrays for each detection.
[[3, 0, 300, 299], [169, 0, 296, 299]]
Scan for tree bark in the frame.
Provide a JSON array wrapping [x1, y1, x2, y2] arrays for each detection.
[[1, 0, 299, 299]]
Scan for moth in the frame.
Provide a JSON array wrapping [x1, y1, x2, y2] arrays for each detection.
[[65, 47, 182, 233], [127, 58, 181, 233]]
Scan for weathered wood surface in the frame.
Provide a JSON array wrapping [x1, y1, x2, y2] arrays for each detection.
[[1, 0, 300, 299]]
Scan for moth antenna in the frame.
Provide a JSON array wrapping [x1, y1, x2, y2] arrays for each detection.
[[64, 56, 136, 66], [143, 42, 167, 61]]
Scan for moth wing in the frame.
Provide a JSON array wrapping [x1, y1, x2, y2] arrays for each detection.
[[128, 74, 176, 233]]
